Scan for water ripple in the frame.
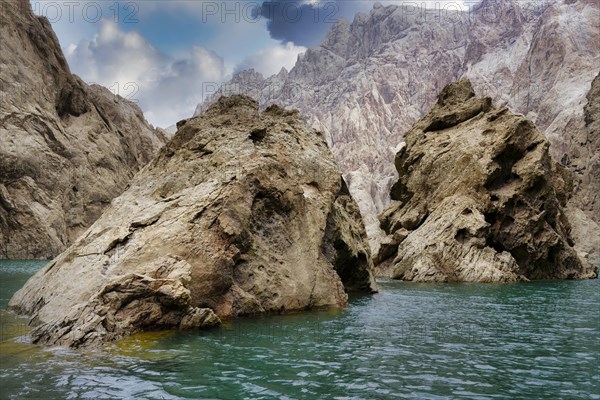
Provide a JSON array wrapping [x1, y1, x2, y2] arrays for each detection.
[[0, 264, 598, 399]]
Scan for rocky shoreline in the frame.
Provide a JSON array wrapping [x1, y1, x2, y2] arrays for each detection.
[[8, 84, 597, 348], [1, 0, 597, 350]]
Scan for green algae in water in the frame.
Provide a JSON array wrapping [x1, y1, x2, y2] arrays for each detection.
[[0, 260, 598, 399]]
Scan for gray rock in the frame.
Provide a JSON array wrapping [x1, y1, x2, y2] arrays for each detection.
[[565, 72, 600, 261], [9, 95, 377, 348], [375, 80, 597, 282], [197, 1, 600, 254], [0, 0, 167, 259]]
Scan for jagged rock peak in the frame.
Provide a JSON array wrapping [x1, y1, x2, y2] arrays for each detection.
[[9, 96, 377, 348], [205, 94, 260, 114], [375, 80, 597, 283], [436, 79, 476, 107]]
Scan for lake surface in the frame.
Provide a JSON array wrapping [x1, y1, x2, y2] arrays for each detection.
[[0, 260, 598, 399]]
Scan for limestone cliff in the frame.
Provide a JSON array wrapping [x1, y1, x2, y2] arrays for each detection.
[[8, 96, 377, 348], [0, 0, 167, 259], [375, 80, 597, 282]]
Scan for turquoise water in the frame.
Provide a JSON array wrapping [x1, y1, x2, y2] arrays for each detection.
[[0, 260, 598, 399]]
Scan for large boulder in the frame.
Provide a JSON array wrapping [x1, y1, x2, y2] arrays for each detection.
[[9, 95, 377, 348], [0, 0, 167, 260], [375, 80, 597, 282]]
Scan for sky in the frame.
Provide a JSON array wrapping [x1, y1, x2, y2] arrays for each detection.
[[30, 0, 474, 128]]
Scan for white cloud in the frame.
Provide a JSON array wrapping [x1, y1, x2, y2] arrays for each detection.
[[68, 21, 164, 86], [236, 42, 307, 77], [66, 20, 226, 127], [48, 0, 479, 127], [65, 19, 308, 127], [143, 46, 226, 126]]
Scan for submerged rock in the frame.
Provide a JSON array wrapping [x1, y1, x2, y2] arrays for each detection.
[[375, 80, 597, 282], [9, 96, 377, 348]]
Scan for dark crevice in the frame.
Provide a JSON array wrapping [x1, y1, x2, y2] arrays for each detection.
[[544, 211, 558, 231], [321, 211, 373, 294], [500, 215, 515, 230], [455, 228, 469, 244], [189, 207, 207, 223], [486, 238, 507, 253], [56, 83, 89, 118], [527, 176, 546, 196], [390, 180, 413, 203], [38, 122, 70, 159], [423, 99, 490, 133], [104, 234, 132, 255], [484, 144, 526, 191], [130, 214, 161, 230], [340, 177, 350, 195], [249, 127, 267, 142], [511, 244, 530, 268], [484, 212, 498, 225], [526, 142, 539, 152], [330, 237, 370, 293]]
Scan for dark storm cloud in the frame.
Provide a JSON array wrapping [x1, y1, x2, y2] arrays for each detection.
[[257, 0, 367, 47]]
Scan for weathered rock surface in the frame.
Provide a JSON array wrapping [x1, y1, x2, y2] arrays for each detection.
[[0, 0, 167, 259], [564, 72, 600, 261], [198, 0, 600, 251], [375, 80, 597, 282], [9, 95, 377, 348]]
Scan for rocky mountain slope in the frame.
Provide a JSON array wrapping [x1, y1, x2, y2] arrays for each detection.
[[9, 95, 377, 348], [375, 80, 596, 282], [198, 0, 600, 250], [564, 72, 600, 260], [0, 0, 167, 259]]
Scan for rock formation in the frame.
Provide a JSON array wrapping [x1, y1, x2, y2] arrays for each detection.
[[375, 80, 597, 282], [0, 0, 167, 259], [8, 95, 377, 348], [564, 72, 600, 261], [197, 0, 600, 251]]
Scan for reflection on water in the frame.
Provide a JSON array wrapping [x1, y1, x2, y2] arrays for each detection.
[[0, 260, 598, 399]]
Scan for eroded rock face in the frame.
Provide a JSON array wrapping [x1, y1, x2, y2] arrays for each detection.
[[375, 80, 597, 282], [197, 0, 600, 251], [564, 72, 600, 261], [9, 95, 377, 348], [0, 0, 167, 259]]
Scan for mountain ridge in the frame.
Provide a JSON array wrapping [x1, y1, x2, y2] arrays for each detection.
[[197, 0, 600, 251]]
